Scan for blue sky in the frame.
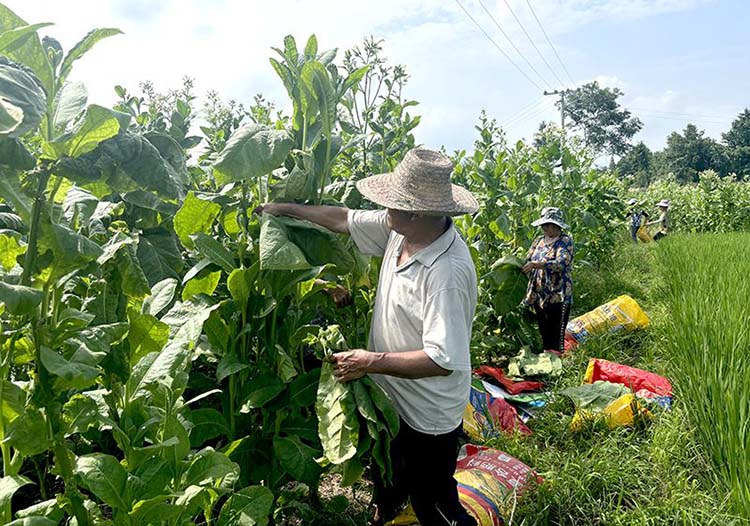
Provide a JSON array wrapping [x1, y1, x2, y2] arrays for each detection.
[[7, 0, 749, 154]]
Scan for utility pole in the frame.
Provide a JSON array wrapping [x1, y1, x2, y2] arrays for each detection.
[[544, 89, 567, 178], [543, 89, 567, 132]]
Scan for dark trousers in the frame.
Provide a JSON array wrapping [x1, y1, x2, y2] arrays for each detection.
[[630, 225, 639, 243], [653, 231, 667, 241], [534, 302, 571, 353], [373, 419, 477, 526]]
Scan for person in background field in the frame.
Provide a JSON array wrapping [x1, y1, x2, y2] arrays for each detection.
[[648, 199, 671, 241], [627, 198, 646, 244], [522, 207, 574, 354], [255, 148, 479, 526]]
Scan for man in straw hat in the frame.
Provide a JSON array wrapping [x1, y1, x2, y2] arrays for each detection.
[[256, 148, 479, 526]]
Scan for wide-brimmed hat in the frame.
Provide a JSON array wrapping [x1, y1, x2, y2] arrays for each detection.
[[657, 199, 670, 208], [531, 207, 570, 230], [627, 198, 638, 206], [355, 148, 479, 216]]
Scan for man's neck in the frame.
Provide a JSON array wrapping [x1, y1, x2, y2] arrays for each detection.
[[404, 217, 450, 250]]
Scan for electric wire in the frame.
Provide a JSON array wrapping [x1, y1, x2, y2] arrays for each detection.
[[476, 0, 554, 90], [524, 0, 577, 88], [454, 0, 544, 91]]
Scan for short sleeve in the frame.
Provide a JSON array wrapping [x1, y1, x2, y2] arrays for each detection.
[[421, 288, 473, 371], [347, 209, 391, 257]]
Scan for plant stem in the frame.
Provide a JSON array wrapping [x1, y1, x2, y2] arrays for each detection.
[[51, 424, 91, 526], [21, 167, 52, 286]]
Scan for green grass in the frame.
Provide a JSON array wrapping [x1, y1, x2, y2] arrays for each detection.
[[656, 233, 750, 518], [482, 240, 748, 525]]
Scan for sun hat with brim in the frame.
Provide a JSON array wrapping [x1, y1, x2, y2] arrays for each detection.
[[657, 199, 670, 208], [355, 148, 479, 216], [627, 198, 638, 206], [531, 207, 570, 230]]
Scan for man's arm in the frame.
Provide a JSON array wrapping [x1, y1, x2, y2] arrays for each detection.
[[331, 349, 451, 382], [254, 203, 349, 234]]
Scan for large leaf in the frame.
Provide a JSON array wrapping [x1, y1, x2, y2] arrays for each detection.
[[0, 280, 43, 315], [273, 435, 321, 487], [258, 215, 309, 270], [62, 393, 99, 435], [0, 475, 32, 511], [38, 215, 103, 277], [192, 232, 235, 273], [40, 346, 100, 391], [49, 80, 87, 138], [0, 234, 25, 271], [301, 61, 336, 138], [217, 486, 274, 526], [4, 407, 51, 456], [137, 229, 183, 286], [213, 123, 294, 185], [0, 6, 53, 95], [56, 132, 186, 199], [0, 57, 46, 137], [174, 192, 221, 250], [127, 309, 169, 366], [226, 265, 259, 311], [141, 278, 178, 317], [181, 448, 239, 489], [239, 374, 285, 412], [0, 137, 35, 170], [289, 368, 320, 408], [58, 28, 122, 86], [489, 255, 528, 316], [0, 23, 53, 54], [189, 408, 230, 448], [144, 131, 190, 188], [316, 362, 359, 464], [75, 453, 129, 512], [277, 216, 355, 273], [0, 380, 25, 437], [44, 104, 120, 159], [182, 269, 221, 301]]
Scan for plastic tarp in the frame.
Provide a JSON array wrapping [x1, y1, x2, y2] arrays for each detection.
[[584, 358, 672, 398], [473, 365, 544, 395], [464, 380, 531, 442]]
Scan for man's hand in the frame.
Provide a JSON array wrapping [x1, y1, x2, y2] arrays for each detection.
[[253, 203, 284, 216], [331, 349, 373, 383], [324, 284, 352, 308], [522, 261, 542, 273]]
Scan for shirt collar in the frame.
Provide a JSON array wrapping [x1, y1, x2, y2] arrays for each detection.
[[412, 220, 457, 269]]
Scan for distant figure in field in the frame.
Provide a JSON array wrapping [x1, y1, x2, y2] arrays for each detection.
[[648, 200, 671, 241], [627, 198, 647, 244]]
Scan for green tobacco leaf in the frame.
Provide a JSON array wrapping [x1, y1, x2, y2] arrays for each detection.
[[0, 57, 47, 137], [0, 23, 53, 54], [213, 123, 294, 185], [0, 281, 43, 315], [125, 342, 192, 403], [316, 362, 359, 464], [56, 132, 186, 199], [0, 234, 25, 270], [275, 345, 297, 383], [75, 453, 129, 512], [0, 168, 31, 220], [4, 407, 51, 456], [363, 376, 399, 437], [277, 216, 355, 274], [45, 104, 120, 159], [127, 496, 179, 525], [40, 346, 100, 390], [289, 368, 320, 408], [259, 215, 309, 270], [0, 475, 32, 511], [58, 28, 123, 86], [174, 192, 221, 250], [182, 270, 221, 301], [144, 131, 190, 188], [301, 62, 336, 138], [62, 394, 99, 435], [128, 309, 169, 366], [217, 485, 274, 526], [273, 435, 321, 487], [141, 278, 178, 317], [137, 230, 183, 286], [6, 518, 57, 526], [227, 264, 259, 311], [489, 255, 528, 316], [0, 137, 35, 170], [49, 81, 87, 139], [0, 5, 54, 95], [351, 379, 378, 424], [192, 232, 235, 273], [189, 408, 230, 448], [340, 456, 365, 487], [13, 498, 63, 522], [0, 380, 26, 436], [38, 215, 103, 277], [240, 374, 285, 412], [181, 447, 239, 489]]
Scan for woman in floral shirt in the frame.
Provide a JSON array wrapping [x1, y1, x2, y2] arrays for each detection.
[[522, 207, 574, 353]]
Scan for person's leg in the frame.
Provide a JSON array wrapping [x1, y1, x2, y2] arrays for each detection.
[[653, 231, 664, 241], [557, 302, 571, 354], [371, 421, 410, 525], [630, 226, 638, 243], [538, 303, 562, 350], [534, 305, 551, 352], [403, 423, 477, 526]]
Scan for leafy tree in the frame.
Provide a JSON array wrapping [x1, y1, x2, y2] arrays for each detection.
[[722, 108, 750, 180], [617, 141, 654, 186], [561, 81, 643, 156], [661, 124, 728, 183]]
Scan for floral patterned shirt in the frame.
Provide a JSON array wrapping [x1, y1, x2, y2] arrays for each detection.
[[523, 233, 574, 308]]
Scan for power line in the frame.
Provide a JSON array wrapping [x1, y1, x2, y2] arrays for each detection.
[[476, 0, 554, 91], [525, 0, 576, 88], [501, 0, 567, 90], [503, 98, 551, 127], [454, 0, 544, 91], [504, 98, 555, 130]]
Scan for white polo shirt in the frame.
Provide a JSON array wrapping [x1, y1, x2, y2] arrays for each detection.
[[347, 209, 477, 435]]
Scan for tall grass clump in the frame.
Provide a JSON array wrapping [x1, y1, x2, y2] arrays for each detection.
[[657, 233, 750, 517]]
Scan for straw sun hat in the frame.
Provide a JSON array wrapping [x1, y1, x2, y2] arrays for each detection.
[[657, 199, 671, 208], [531, 207, 570, 230], [356, 148, 479, 216]]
